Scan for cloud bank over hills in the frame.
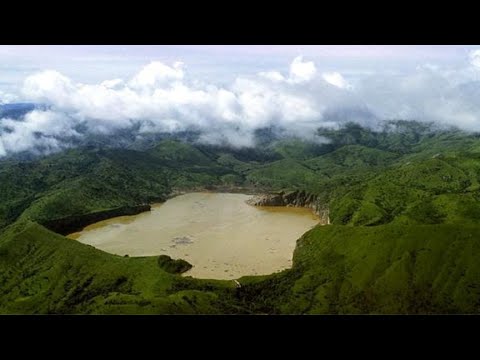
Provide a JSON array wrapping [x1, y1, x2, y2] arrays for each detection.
[[2, 50, 480, 156]]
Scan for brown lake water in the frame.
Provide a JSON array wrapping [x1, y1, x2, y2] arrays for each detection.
[[68, 192, 319, 279]]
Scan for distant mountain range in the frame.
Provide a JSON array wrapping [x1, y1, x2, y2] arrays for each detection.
[[0, 102, 385, 161]]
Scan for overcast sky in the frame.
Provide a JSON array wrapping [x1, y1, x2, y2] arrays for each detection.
[[1, 45, 479, 95], [2, 45, 480, 156]]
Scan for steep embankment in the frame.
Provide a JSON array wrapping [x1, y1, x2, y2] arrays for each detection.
[[40, 205, 152, 235], [247, 190, 330, 224]]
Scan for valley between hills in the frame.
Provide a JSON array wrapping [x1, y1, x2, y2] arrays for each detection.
[[2, 121, 480, 314]]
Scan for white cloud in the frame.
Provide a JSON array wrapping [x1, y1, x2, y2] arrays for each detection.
[[258, 71, 285, 82], [0, 90, 18, 104], [469, 49, 480, 68], [355, 67, 480, 131], [17, 59, 334, 148], [129, 61, 184, 90], [288, 56, 317, 83], [0, 110, 80, 155], [23, 70, 75, 108], [101, 78, 124, 89], [416, 63, 440, 72], [322, 72, 352, 89], [4, 53, 480, 156]]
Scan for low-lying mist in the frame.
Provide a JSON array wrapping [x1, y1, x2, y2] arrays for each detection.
[[2, 55, 480, 157]]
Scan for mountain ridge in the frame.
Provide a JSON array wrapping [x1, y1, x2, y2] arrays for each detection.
[[2, 120, 480, 313]]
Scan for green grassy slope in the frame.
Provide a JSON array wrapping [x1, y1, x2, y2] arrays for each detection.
[[0, 221, 239, 314], [2, 122, 480, 314], [235, 223, 480, 314], [0, 142, 238, 228]]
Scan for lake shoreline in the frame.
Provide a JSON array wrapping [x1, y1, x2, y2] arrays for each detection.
[[41, 204, 152, 236], [45, 183, 322, 237], [70, 193, 320, 280], [41, 185, 261, 236]]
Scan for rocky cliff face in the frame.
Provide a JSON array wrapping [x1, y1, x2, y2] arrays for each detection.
[[41, 204, 151, 235], [246, 190, 330, 224]]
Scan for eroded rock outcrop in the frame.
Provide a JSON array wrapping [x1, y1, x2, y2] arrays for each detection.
[[246, 190, 330, 224]]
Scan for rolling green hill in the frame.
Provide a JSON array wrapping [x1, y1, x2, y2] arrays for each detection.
[[0, 221, 239, 314], [2, 121, 480, 314], [235, 223, 480, 314]]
